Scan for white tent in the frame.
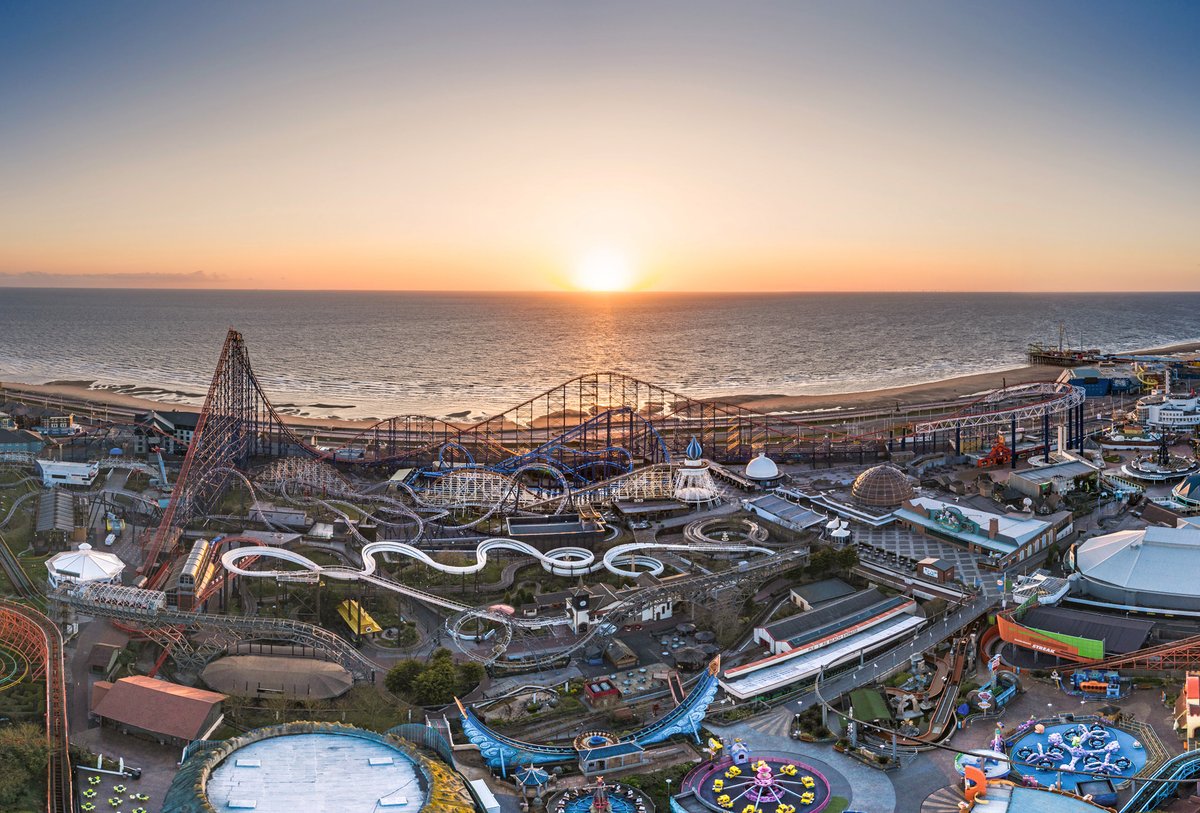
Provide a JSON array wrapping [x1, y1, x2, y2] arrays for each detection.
[[46, 543, 124, 588]]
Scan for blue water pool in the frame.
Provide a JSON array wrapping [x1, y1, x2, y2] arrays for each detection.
[[1010, 722, 1147, 791]]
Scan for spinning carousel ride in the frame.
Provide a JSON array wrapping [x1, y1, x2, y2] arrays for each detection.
[[688, 741, 832, 813]]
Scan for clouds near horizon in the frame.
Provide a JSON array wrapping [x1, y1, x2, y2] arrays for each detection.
[[1, 2, 1197, 292]]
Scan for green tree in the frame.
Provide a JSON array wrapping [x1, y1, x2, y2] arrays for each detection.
[[836, 547, 859, 570], [457, 661, 485, 695], [430, 647, 454, 663], [385, 659, 425, 695], [0, 722, 49, 808], [413, 660, 460, 705]]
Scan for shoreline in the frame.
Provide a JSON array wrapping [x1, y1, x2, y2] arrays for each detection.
[[4, 339, 1199, 430]]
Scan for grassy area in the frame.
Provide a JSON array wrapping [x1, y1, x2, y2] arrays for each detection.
[[619, 761, 699, 813], [823, 797, 849, 813]]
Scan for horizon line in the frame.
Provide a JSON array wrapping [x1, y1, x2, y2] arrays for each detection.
[[3, 285, 1200, 295]]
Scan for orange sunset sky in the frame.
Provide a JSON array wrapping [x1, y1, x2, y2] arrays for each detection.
[[1, 3, 1198, 293]]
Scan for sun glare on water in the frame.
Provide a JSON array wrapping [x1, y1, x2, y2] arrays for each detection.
[[573, 248, 635, 292]]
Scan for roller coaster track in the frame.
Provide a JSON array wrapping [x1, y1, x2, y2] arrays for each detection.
[[0, 531, 40, 600], [523, 463, 675, 510], [221, 540, 794, 668], [50, 582, 377, 682], [912, 382, 1085, 434], [222, 537, 773, 587], [1120, 748, 1200, 813], [137, 329, 1085, 632], [0, 599, 72, 813], [465, 548, 807, 669], [1061, 631, 1200, 674], [0, 489, 41, 530]]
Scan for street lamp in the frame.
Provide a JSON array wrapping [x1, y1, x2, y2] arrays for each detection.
[[665, 778, 672, 802]]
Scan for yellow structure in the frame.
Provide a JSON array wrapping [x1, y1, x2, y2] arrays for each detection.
[[337, 599, 382, 635]]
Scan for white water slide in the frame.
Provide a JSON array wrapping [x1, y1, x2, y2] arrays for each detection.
[[220, 538, 772, 609]]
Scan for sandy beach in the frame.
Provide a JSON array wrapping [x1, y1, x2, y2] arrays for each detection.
[[4, 339, 1198, 429]]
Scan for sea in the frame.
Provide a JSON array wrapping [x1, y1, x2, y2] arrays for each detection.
[[0, 288, 1197, 421]]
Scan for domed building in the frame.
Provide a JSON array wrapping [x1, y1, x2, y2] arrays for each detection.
[[851, 464, 915, 508], [744, 452, 786, 487], [1069, 525, 1200, 612], [1173, 473, 1200, 510], [164, 722, 476, 813], [46, 543, 124, 589]]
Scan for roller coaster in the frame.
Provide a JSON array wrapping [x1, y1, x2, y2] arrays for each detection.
[[35, 327, 1071, 672], [0, 599, 73, 813], [49, 581, 377, 681], [1120, 747, 1200, 813], [121, 329, 1081, 577], [220, 538, 785, 669]]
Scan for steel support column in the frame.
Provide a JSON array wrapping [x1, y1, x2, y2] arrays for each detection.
[[1011, 416, 1018, 469]]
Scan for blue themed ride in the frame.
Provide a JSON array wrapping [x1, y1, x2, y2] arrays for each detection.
[[458, 657, 721, 775], [1009, 721, 1146, 790]]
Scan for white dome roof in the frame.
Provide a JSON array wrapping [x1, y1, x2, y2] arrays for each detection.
[[47, 543, 125, 583], [745, 453, 779, 481]]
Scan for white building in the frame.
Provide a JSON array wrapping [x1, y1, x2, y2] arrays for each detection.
[[1136, 393, 1200, 429], [37, 460, 99, 487], [46, 543, 125, 588]]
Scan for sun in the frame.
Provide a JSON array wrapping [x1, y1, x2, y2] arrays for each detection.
[[573, 247, 635, 292]]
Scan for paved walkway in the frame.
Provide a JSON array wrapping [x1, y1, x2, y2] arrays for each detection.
[[707, 718, 896, 812]]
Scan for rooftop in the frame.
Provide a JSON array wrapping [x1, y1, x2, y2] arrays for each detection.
[[1074, 525, 1200, 597], [205, 732, 424, 813], [47, 543, 124, 582], [897, 496, 1051, 554], [1009, 460, 1100, 484], [851, 464, 915, 507], [722, 612, 924, 699], [758, 589, 887, 643], [92, 675, 226, 741], [1020, 606, 1153, 655], [789, 578, 856, 607], [745, 493, 825, 529]]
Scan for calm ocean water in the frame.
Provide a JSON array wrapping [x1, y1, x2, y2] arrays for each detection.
[[0, 289, 1197, 420]]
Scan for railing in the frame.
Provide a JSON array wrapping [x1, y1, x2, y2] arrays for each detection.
[[49, 587, 377, 682], [1120, 748, 1200, 813]]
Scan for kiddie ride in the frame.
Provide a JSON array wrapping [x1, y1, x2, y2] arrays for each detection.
[[1012, 723, 1134, 777]]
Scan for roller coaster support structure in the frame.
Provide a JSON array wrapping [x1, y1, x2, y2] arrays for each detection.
[[49, 583, 377, 682], [0, 599, 73, 813]]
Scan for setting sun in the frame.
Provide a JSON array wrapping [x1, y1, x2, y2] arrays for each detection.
[[573, 248, 635, 292]]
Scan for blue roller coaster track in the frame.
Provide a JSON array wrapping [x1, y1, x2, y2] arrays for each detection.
[[457, 657, 721, 774], [1120, 748, 1200, 813]]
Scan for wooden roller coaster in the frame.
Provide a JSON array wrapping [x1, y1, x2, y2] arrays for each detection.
[[0, 599, 73, 813]]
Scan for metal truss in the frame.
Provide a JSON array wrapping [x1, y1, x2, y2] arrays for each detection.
[[913, 382, 1085, 434], [1067, 632, 1200, 674], [416, 466, 566, 512], [144, 330, 316, 579], [254, 457, 356, 497], [52, 583, 376, 682]]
